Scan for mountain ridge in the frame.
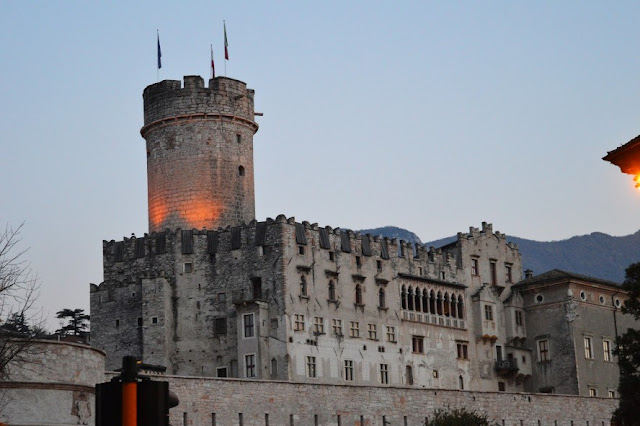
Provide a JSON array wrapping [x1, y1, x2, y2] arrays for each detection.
[[357, 226, 640, 283]]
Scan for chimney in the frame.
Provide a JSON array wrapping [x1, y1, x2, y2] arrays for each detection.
[[525, 269, 533, 279]]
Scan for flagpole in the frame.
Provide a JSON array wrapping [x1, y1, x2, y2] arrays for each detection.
[[223, 20, 227, 77], [156, 29, 160, 82]]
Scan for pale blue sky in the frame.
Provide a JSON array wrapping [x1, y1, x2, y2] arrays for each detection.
[[1, 1, 639, 329]]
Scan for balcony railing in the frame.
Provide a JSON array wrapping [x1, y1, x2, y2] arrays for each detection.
[[401, 310, 466, 330], [495, 358, 519, 374]]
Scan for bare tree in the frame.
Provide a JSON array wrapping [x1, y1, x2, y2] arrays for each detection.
[[0, 223, 43, 381]]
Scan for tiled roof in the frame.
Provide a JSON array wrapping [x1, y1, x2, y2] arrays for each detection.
[[514, 269, 621, 289]]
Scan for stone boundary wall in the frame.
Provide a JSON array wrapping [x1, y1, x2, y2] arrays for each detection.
[[121, 373, 616, 425]]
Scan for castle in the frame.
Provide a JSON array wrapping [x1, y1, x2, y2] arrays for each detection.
[[87, 75, 637, 424]]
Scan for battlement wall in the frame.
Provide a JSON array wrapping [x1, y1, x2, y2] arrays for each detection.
[[142, 76, 256, 127]]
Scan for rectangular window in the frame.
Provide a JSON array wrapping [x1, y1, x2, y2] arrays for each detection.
[[457, 342, 468, 359], [584, 337, 593, 359], [294, 314, 305, 331], [471, 258, 479, 276], [306, 356, 317, 378], [538, 339, 550, 362], [386, 326, 396, 343], [603, 340, 612, 362], [298, 245, 305, 255], [245, 354, 256, 378], [215, 317, 227, 335], [490, 260, 497, 285], [515, 310, 523, 326], [505, 264, 513, 283], [183, 262, 193, 273], [217, 367, 228, 378], [484, 305, 493, 321], [380, 363, 389, 384], [367, 323, 377, 340], [152, 317, 158, 324], [344, 360, 354, 381], [356, 256, 361, 267], [349, 321, 360, 338], [115, 319, 120, 328], [412, 335, 424, 354], [376, 260, 382, 271], [498, 382, 506, 392], [329, 251, 335, 261], [137, 317, 142, 327], [608, 390, 616, 398], [313, 317, 324, 334], [181, 230, 193, 254], [243, 314, 255, 338], [217, 292, 226, 303], [332, 319, 343, 336], [589, 388, 597, 397]]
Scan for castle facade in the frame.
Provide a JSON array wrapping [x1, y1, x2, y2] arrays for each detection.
[[90, 75, 636, 402]]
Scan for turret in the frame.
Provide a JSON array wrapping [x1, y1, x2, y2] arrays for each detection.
[[140, 76, 259, 232]]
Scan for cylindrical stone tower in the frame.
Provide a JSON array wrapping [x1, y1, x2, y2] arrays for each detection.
[[140, 76, 258, 232]]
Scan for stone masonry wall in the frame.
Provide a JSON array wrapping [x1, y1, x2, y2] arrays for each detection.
[[155, 374, 617, 426]]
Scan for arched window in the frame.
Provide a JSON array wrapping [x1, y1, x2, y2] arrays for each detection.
[[422, 289, 429, 313], [458, 295, 464, 320], [271, 358, 278, 378], [355, 284, 363, 305], [459, 375, 464, 390], [437, 291, 443, 315], [443, 293, 450, 317], [401, 285, 407, 310], [300, 275, 307, 297], [414, 288, 422, 312], [378, 288, 386, 309], [238, 165, 245, 176], [429, 290, 436, 314], [406, 365, 414, 385], [328, 280, 336, 301], [452, 293, 458, 318], [407, 287, 415, 311]]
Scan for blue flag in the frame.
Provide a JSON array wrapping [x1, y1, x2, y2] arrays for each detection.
[[157, 32, 162, 69]]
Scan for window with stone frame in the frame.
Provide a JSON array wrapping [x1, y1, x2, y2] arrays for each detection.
[[332, 318, 343, 336], [344, 360, 354, 381], [349, 321, 360, 338], [328, 280, 336, 301], [515, 310, 523, 326], [367, 323, 378, 340], [313, 317, 325, 334], [412, 335, 424, 354], [294, 314, 305, 331], [584, 336, 594, 359], [380, 363, 389, 385], [484, 305, 493, 321], [490, 260, 497, 285], [355, 284, 363, 305], [603, 339, 612, 362], [589, 388, 597, 397], [471, 257, 479, 276], [538, 339, 550, 362], [306, 356, 317, 378], [386, 326, 396, 343], [456, 342, 468, 359], [215, 317, 227, 335], [300, 275, 308, 297], [245, 354, 256, 378], [505, 263, 513, 282], [378, 288, 386, 309], [243, 314, 255, 338]]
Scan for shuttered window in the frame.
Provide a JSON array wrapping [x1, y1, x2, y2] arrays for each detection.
[[181, 230, 194, 254]]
